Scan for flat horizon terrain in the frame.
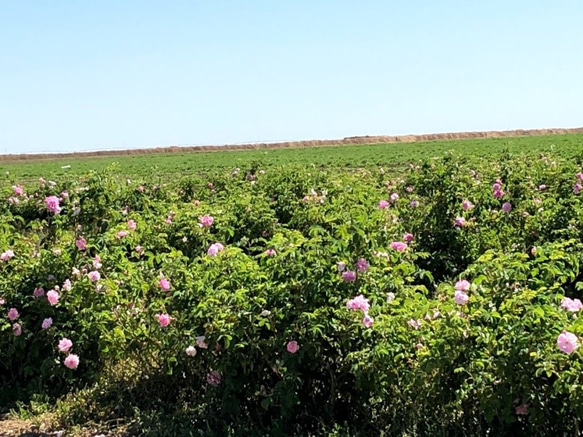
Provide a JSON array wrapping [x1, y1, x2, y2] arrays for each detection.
[[1, 131, 583, 182]]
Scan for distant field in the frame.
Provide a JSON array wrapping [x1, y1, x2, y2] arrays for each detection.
[[1, 133, 583, 182]]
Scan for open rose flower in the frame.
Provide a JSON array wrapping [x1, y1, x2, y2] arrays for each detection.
[[557, 330, 578, 354], [155, 313, 171, 327], [44, 196, 61, 214], [64, 354, 80, 369], [286, 341, 299, 353]]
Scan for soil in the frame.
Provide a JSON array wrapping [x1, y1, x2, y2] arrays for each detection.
[[1, 127, 582, 163]]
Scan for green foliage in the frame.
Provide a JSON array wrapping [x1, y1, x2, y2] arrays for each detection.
[[3, 145, 583, 435]]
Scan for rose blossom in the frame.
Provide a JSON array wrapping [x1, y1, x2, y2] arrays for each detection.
[[378, 200, 389, 209], [76, 237, 87, 250], [42, 318, 53, 329], [341, 270, 357, 282], [7, 307, 19, 321], [87, 271, 100, 282], [356, 258, 369, 272], [64, 354, 80, 369], [557, 330, 578, 354], [58, 338, 73, 353], [346, 295, 370, 312], [198, 215, 214, 228], [454, 290, 469, 305], [159, 278, 171, 291], [156, 313, 171, 327], [389, 241, 407, 252], [12, 323, 22, 336], [207, 243, 225, 256], [47, 289, 60, 306], [362, 314, 374, 328], [185, 346, 197, 356], [561, 297, 583, 312], [455, 280, 471, 292], [44, 196, 61, 214], [286, 341, 299, 353]]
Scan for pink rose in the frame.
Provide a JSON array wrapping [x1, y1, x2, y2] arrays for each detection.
[[7, 307, 19, 321], [403, 233, 414, 243], [389, 193, 399, 203], [156, 313, 171, 327], [87, 271, 100, 282], [455, 280, 470, 292], [64, 354, 80, 369], [33, 287, 45, 297], [127, 219, 137, 230], [44, 196, 61, 214], [47, 290, 60, 306], [341, 270, 357, 282], [12, 323, 22, 336], [389, 241, 407, 252], [362, 314, 374, 328], [76, 237, 87, 250], [561, 297, 583, 312], [515, 404, 529, 415], [207, 243, 225, 256], [198, 215, 214, 228], [58, 338, 73, 353], [116, 231, 128, 239], [557, 330, 578, 354], [286, 341, 299, 353], [454, 217, 467, 227], [159, 278, 171, 291], [12, 185, 23, 196], [356, 258, 369, 272], [1, 250, 14, 261], [502, 202, 512, 213], [42, 318, 53, 329], [462, 200, 474, 211], [454, 290, 469, 305], [346, 295, 370, 312], [378, 200, 389, 209], [264, 249, 276, 256]]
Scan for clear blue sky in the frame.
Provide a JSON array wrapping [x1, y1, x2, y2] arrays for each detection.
[[1, 1, 582, 154]]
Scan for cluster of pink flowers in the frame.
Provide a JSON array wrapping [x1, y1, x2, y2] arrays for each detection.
[[346, 294, 374, 327], [44, 196, 62, 214], [454, 280, 470, 305], [58, 338, 80, 369], [492, 179, 505, 199], [207, 242, 225, 256], [198, 215, 214, 228], [1, 250, 14, 261], [561, 297, 583, 312]]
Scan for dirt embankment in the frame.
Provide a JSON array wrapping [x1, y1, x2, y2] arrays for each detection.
[[2, 127, 582, 163]]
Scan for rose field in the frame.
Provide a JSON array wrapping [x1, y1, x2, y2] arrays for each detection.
[[3, 135, 583, 435]]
